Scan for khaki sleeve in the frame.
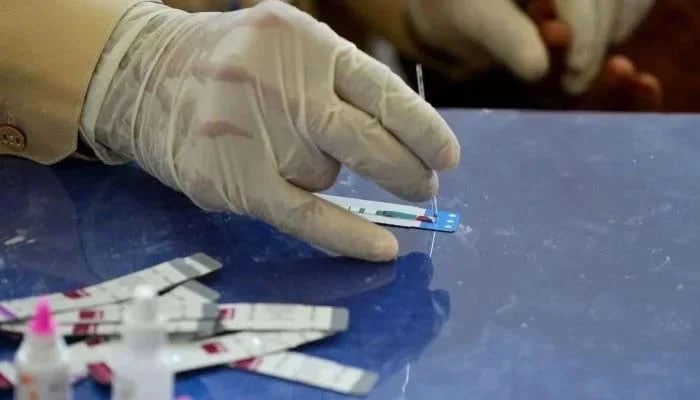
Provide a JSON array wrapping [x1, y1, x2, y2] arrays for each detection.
[[0, 0, 152, 165]]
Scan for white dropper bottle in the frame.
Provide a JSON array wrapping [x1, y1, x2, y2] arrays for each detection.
[[111, 285, 174, 400], [14, 297, 72, 400]]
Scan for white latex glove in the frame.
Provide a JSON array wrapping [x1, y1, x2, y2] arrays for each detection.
[[554, 0, 656, 94], [406, 0, 550, 83], [81, 1, 460, 262]]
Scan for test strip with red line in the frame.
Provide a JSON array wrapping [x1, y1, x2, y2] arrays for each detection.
[[52, 280, 220, 324], [0, 319, 218, 337], [217, 304, 349, 332], [317, 194, 460, 233], [0, 253, 222, 323], [88, 330, 332, 383], [53, 301, 218, 324], [232, 352, 378, 396]]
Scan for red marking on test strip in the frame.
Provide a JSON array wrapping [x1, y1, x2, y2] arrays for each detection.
[[88, 363, 113, 385], [63, 289, 90, 299], [218, 308, 236, 320], [233, 357, 261, 371], [201, 341, 228, 354], [85, 336, 107, 347], [79, 310, 101, 320], [73, 324, 97, 336], [0, 372, 13, 390]]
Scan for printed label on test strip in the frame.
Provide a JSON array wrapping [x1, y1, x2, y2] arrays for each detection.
[[0, 253, 222, 323], [317, 194, 460, 232], [0, 319, 217, 337], [53, 302, 218, 324], [232, 352, 378, 396], [218, 304, 349, 332], [89, 330, 332, 383]]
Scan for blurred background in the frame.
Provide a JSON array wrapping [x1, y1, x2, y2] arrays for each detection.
[[164, 0, 700, 113]]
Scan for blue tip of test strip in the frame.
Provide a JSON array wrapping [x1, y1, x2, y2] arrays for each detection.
[[419, 210, 461, 233]]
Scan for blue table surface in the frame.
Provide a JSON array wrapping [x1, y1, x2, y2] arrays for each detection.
[[1, 110, 699, 399]]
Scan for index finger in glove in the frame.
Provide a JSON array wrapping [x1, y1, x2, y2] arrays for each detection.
[[333, 45, 460, 172], [554, 0, 616, 94], [312, 98, 439, 203]]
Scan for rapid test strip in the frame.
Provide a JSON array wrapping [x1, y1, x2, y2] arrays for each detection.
[[52, 302, 218, 324], [0, 319, 218, 337], [317, 194, 460, 233], [161, 280, 221, 304], [88, 330, 332, 383], [232, 352, 379, 396], [217, 304, 349, 332], [0, 253, 222, 323]]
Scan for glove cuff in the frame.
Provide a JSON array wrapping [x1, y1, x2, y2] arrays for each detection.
[[80, 1, 174, 165]]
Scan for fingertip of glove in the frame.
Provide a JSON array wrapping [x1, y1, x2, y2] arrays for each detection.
[[365, 231, 399, 262], [433, 141, 461, 171], [513, 47, 550, 83], [562, 73, 590, 95]]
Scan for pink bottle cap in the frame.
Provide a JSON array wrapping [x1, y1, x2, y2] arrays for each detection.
[[29, 297, 56, 336]]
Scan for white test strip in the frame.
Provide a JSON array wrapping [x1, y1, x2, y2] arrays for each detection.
[[0, 319, 217, 337], [161, 280, 220, 304], [218, 304, 349, 332], [232, 352, 378, 396], [69, 337, 114, 371], [317, 194, 425, 228], [0, 253, 222, 323], [88, 330, 332, 383], [53, 301, 218, 324]]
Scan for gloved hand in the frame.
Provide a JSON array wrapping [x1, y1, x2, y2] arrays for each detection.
[[553, 0, 656, 94], [406, 0, 654, 95], [81, 0, 460, 262], [406, 0, 550, 83]]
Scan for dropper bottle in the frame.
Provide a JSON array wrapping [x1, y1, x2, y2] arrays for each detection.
[[111, 285, 173, 400], [14, 297, 72, 400]]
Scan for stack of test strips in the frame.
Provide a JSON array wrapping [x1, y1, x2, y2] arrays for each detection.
[[0, 253, 378, 397]]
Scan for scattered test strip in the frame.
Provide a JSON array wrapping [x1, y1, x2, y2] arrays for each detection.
[[233, 352, 378, 397], [0, 319, 217, 337], [161, 280, 221, 304], [88, 330, 331, 383], [217, 304, 349, 332], [0, 253, 384, 396], [318, 194, 460, 233], [52, 301, 218, 324], [2, 347, 378, 397], [0, 253, 222, 323]]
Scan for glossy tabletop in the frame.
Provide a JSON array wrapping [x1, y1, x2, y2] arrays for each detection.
[[1, 110, 699, 399]]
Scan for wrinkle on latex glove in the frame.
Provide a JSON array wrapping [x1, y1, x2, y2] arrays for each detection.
[[84, 0, 460, 262]]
